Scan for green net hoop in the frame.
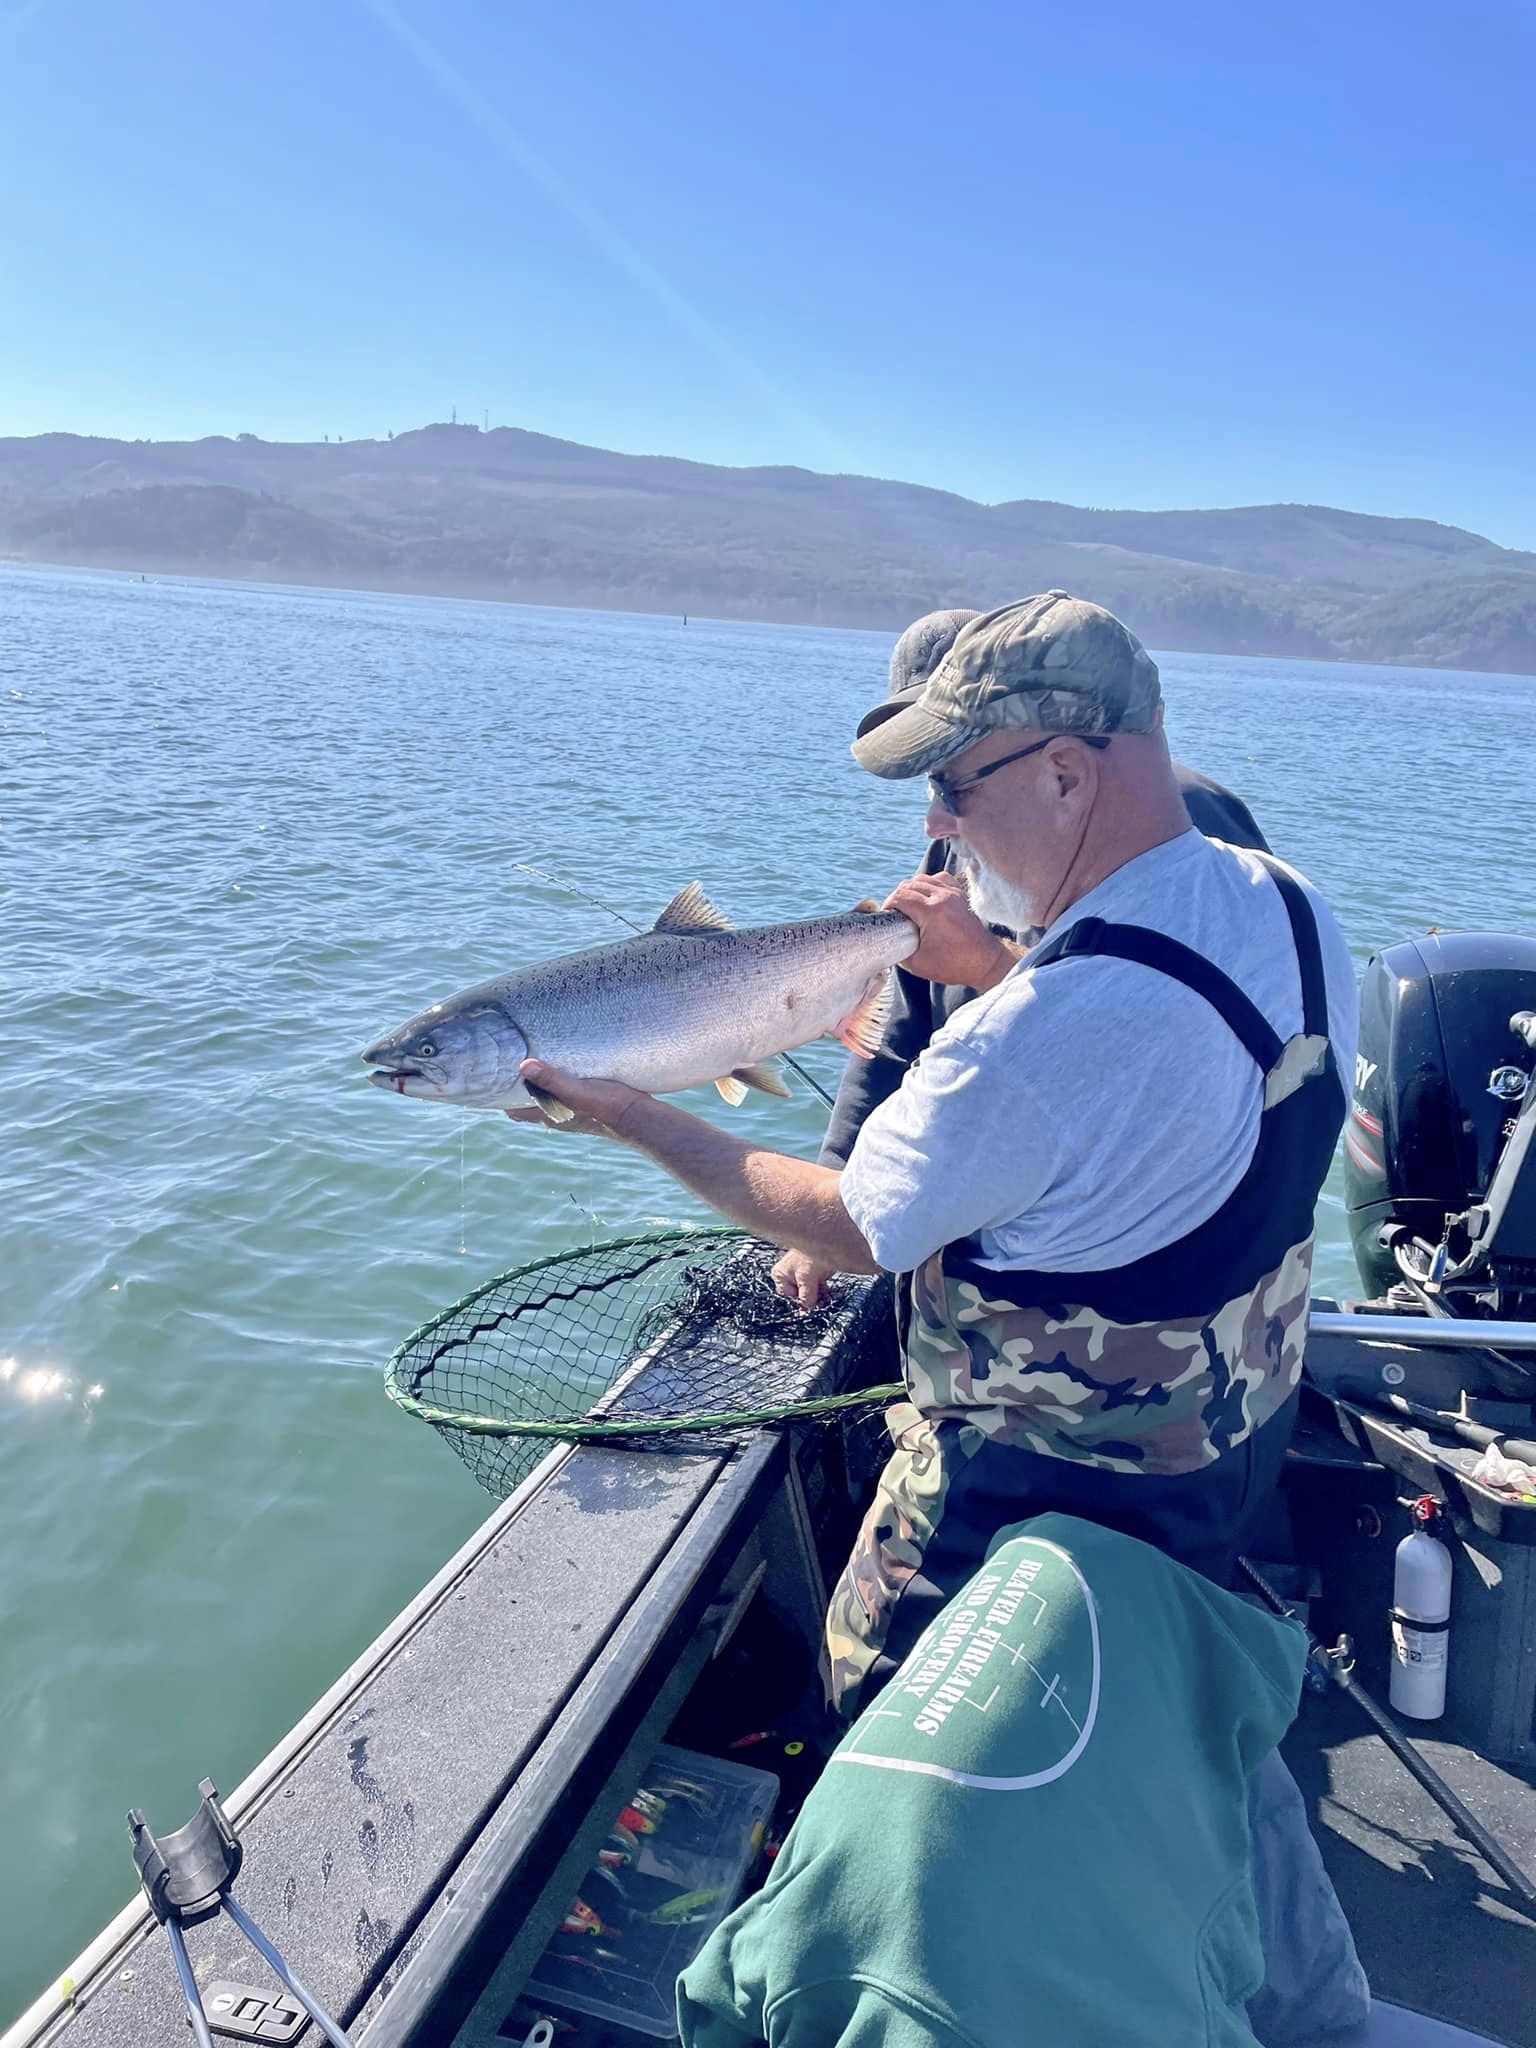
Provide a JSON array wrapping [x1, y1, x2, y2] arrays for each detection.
[[384, 1230, 902, 1498]]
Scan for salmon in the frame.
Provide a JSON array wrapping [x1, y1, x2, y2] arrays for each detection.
[[361, 883, 917, 1119]]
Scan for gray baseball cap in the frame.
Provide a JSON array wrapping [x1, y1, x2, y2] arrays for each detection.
[[856, 608, 981, 741], [851, 591, 1161, 781]]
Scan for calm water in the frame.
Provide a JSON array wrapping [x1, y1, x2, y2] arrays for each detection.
[[1, 563, 1532, 2020]]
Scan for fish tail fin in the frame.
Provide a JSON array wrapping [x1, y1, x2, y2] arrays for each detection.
[[732, 1060, 792, 1099], [831, 970, 894, 1060], [714, 1075, 749, 1106]]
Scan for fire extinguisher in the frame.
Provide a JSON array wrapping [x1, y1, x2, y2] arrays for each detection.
[[1388, 1494, 1452, 1720]]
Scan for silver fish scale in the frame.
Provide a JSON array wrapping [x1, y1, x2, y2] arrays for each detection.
[[506, 909, 916, 1095]]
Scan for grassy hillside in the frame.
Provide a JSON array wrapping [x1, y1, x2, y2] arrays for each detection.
[[4, 425, 1533, 673]]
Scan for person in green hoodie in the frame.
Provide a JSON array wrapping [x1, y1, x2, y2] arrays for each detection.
[[677, 1513, 1308, 2048]]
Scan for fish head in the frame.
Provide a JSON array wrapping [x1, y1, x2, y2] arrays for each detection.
[[360, 999, 529, 1107]]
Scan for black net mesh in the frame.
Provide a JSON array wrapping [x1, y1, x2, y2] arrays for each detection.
[[385, 1230, 901, 1498]]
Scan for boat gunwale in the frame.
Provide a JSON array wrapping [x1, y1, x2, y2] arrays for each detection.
[[0, 1436, 578, 2048]]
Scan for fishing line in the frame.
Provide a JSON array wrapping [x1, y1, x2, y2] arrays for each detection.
[[458, 1121, 468, 1256], [513, 860, 838, 1110]]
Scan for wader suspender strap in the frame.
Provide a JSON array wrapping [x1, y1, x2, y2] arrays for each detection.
[[1249, 851, 1331, 1039], [1030, 917, 1284, 1073], [1027, 855, 1331, 1075]]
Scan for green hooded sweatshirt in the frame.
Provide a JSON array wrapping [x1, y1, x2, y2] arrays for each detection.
[[677, 1513, 1306, 2048]]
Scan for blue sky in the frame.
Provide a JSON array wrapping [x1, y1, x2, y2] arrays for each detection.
[[3, 0, 1533, 543]]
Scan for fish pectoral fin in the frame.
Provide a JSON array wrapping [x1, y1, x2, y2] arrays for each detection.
[[831, 971, 894, 1060], [713, 1075, 749, 1106], [733, 1060, 792, 1099], [525, 1080, 576, 1124], [651, 882, 733, 936]]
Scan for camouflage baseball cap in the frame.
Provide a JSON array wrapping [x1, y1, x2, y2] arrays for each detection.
[[851, 591, 1161, 781]]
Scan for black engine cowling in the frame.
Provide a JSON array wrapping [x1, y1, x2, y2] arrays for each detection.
[[1347, 932, 1536, 1305]]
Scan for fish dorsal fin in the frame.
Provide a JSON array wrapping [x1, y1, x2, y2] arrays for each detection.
[[651, 883, 733, 936], [852, 898, 880, 914], [832, 970, 895, 1060]]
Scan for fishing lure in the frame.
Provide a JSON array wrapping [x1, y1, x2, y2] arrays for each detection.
[[549, 1938, 625, 1964], [647, 1773, 715, 1814], [641, 1885, 725, 1927], [616, 1802, 658, 1836], [548, 1950, 618, 1990], [561, 1898, 612, 1937]]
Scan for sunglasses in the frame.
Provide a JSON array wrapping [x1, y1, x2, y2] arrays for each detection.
[[927, 733, 1111, 816]]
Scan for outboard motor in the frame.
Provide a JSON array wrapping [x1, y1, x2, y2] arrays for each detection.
[[1346, 932, 1536, 1320]]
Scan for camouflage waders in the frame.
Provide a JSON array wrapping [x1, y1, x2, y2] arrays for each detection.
[[826, 854, 1346, 1715]]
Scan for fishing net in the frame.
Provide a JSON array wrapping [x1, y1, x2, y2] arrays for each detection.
[[384, 1230, 903, 1498]]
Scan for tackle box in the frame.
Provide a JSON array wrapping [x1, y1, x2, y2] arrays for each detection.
[[522, 1741, 779, 2040]]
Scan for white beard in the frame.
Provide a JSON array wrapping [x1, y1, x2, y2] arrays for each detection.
[[951, 840, 1040, 941]]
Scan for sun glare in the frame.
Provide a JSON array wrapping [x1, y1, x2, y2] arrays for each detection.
[[0, 1358, 104, 1408]]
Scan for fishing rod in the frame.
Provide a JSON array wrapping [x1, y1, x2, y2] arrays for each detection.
[[514, 862, 838, 1111]]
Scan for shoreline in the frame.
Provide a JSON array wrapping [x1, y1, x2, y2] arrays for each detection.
[[5, 554, 1534, 684]]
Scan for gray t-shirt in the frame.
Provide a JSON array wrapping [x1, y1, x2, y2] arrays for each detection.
[[839, 832, 1358, 1276]]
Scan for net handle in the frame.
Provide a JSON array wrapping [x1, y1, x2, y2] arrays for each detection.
[[385, 1380, 907, 1439]]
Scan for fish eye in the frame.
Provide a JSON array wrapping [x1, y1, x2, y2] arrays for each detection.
[[418, 1040, 437, 1059]]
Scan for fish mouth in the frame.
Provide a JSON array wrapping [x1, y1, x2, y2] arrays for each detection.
[[366, 1065, 422, 1091], [361, 1047, 435, 1096]]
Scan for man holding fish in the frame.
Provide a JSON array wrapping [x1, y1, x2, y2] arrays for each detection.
[[772, 603, 1274, 1314], [364, 590, 1357, 1722]]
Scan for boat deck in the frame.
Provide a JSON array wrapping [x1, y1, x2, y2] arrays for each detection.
[[7, 1289, 1536, 2048], [1292, 1688, 1536, 2046]]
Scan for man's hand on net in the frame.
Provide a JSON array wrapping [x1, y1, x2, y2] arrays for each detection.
[[885, 870, 1019, 990], [771, 1247, 835, 1311]]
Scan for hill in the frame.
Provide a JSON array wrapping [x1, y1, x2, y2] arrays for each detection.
[[3, 424, 1534, 673]]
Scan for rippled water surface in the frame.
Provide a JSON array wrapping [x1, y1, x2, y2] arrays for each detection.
[[2, 562, 1532, 2020]]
